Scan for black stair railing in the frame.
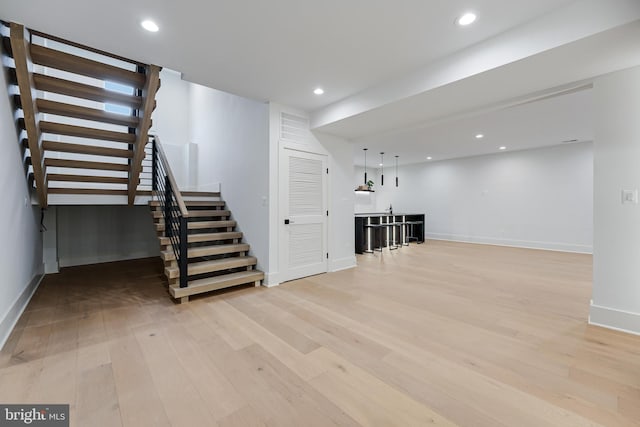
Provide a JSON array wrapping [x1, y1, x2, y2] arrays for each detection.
[[150, 135, 189, 288]]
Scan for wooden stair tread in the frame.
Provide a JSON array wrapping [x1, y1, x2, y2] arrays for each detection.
[[170, 270, 264, 298], [181, 191, 221, 197], [158, 232, 242, 246], [36, 98, 140, 127], [47, 174, 128, 184], [42, 140, 133, 158], [48, 188, 128, 195], [45, 158, 129, 171], [33, 73, 143, 108], [149, 200, 226, 207], [152, 210, 230, 219], [165, 256, 257, 278], [161, 243, 250, 261], [40, 121, 136, 143], [30, 44, 146, 88], [156, 220, 236, 231]]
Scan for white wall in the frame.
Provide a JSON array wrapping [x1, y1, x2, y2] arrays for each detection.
[[0, 55, 44, 349], [151, 69, 196, 188], [189, 84, 270, 273], [370, 143, 593, 253], [315, 132, 357, 272], [151, 69, 190, 147], [56, 205, 159, 267], [590, 66, 640, 335]]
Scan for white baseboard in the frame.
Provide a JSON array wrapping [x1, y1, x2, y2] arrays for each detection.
[[0, 273, 44, 351], [330, 256, 357, 272], [426, 232, 592, 254], [589, 303, 640, 336], [264, 272, 280, 287]]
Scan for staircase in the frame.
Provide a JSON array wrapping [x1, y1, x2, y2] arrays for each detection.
[[149, 136, 264, 302], [2, 21, 160, 206], [3, 21, 264, 301]]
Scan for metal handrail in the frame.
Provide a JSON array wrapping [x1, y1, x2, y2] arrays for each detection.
[[150, 135, 189, 288], [152, 135, 189, 218]]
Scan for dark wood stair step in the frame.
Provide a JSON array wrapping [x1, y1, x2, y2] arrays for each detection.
[[165, 256, 257, 279], [48, 188, 128, 196], [170, 271, 264, 299], [155, 220, 236, 232], [44, 158, 129, 171], [30, 44, 146, 88], [47, 174, 128, 184], [181, 191, 221, 197], [152, 210, 230, 219], [149, 200, 226, 208], [158, 231, 242, 246], [40, 121, 136, 143], [33, 74, 143, 108], [161, 243, 250, 261], [36, 99, 140, 127], [42, 140, 133, 158]]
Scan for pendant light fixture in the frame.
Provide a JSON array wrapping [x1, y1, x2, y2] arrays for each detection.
[[363, 148, 369, 184], [395, 155, 399, 187], [380, 152, 384, 186]]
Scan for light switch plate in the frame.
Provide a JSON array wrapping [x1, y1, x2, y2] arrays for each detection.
[[621, 189, 638, 204]]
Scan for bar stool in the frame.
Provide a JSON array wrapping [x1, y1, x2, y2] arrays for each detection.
[[405, 220, 424, 244], [381, 217, 400, 250], [363, 223, 384, 252]]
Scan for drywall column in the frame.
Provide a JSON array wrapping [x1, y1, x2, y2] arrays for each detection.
[[42, 207, 59, 274], [590, 66, 640, 335]]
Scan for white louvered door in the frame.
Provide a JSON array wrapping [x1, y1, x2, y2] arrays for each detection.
[[280, 148, 328, 282]]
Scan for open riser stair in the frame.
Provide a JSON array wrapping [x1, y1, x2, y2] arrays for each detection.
[[1, 21, 161, 206], [149, 136, 264, 302]]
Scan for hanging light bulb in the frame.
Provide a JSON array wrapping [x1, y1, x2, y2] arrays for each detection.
[[395, 155, 399, 187], [363, 148, 368, 184], [380, 152, 384, 186]]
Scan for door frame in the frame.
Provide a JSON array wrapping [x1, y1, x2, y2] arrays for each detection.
[[278, 140, 330, 283]]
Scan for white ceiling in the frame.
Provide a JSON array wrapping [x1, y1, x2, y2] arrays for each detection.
[[351, 87, 594, 166], [2, 0, 574, 111], [2, 0, 640, 164]]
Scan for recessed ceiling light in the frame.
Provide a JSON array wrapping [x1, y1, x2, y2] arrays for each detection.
[[457, 13, 477, 26], [426, 156, 432, 160], [379, 163, 383, 166], [313, 88, 324, 95], [499, 146, 507, 150], [475, 134, 484, 139], [141, 20, 159, 32]]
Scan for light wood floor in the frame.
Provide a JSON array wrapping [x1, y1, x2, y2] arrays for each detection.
[[1, 240, 639, 426]]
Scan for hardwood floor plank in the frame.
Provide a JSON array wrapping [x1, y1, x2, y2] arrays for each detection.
[[163, 322, 246, 421], [75, 363, 122, 427], [109, 336, 171, 427], [308, 347, 456, 426], [133, 325, 213, 427], [218, 406, 267, 427]]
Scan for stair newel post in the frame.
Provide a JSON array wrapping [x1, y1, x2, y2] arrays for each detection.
[[164, 175, 172, 237], [179, 216, 188, 288], [151, 138, 158, 192]]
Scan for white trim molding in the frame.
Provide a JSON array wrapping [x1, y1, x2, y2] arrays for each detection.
[[589, 302, 640, 336], [0, 273, 43, 351], [330, 256, 357, 273], [263, 272, 280, 287], [426, 233, 592, 254]]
